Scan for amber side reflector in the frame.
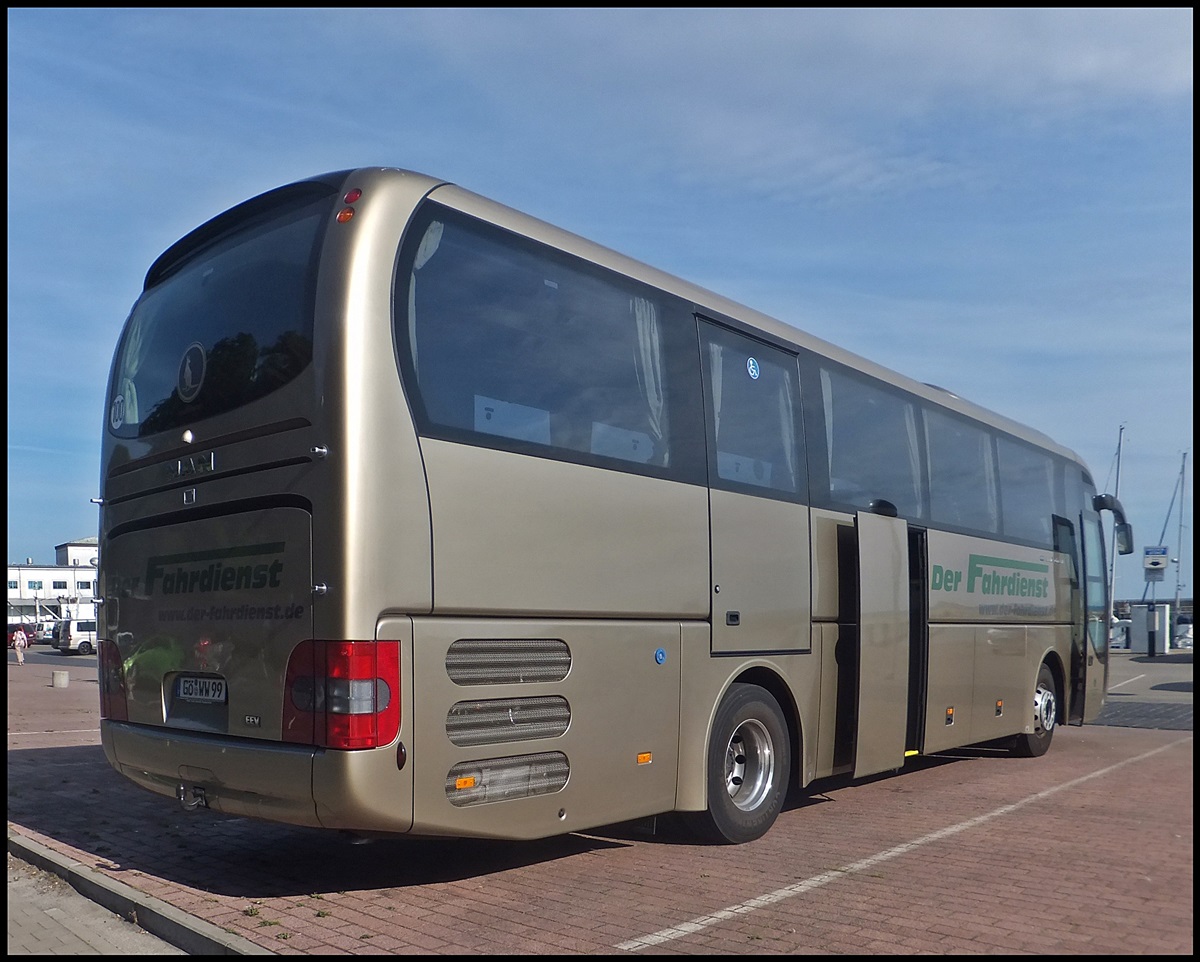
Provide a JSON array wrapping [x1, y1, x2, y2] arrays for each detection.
[[455, 776, 477, 790], [637, 752, 652, 766], [336, 207, 355, 223], [945, 707, 955, 726]]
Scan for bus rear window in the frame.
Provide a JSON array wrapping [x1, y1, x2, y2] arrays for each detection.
[[107, 184, 334, 438]]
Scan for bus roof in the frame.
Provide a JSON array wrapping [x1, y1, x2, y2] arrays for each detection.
[[312, 167, 1085, 466]]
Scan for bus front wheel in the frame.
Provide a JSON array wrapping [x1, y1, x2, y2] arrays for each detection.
[[1011, 663, 1057, 758], [686, 683, 790, 844]]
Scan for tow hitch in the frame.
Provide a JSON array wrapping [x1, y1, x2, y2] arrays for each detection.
[[176, 783, 208, 811]]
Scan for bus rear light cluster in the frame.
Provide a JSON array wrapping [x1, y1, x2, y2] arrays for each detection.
[[97, 638, 128, 721], [283, 640, 400, 750]]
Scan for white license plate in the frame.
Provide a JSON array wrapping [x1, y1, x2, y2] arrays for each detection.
[[177, 675, 227, 704]]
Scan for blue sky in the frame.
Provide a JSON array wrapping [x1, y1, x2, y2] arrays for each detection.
[[7, 8, 1194, 602]]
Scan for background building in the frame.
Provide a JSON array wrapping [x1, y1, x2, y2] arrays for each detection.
[[7, 538, 99, 626]]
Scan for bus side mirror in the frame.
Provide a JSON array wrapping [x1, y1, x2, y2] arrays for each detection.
[[1093, 493, 1134, 554]]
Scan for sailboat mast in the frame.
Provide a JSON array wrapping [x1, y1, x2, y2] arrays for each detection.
[[1172, 451, 1187, 637]]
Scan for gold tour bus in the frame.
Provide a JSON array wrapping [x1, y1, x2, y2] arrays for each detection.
[[97, 167, 1133, 844]]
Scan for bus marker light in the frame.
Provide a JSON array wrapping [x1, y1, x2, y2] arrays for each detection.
[[456, 776, 476, 790], [343, 188, 362, 203], [637, 752, 652, 765], [945, 707, 954, 726], [995, 700, 1004, 716], [336, 207, 355, 223]]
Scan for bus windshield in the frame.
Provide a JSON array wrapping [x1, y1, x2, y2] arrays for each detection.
[[107, 184, 334, 439]]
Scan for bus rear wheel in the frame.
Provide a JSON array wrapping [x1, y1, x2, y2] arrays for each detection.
[[1011, 663, 1057, 758], [686, 683, 790, 844]]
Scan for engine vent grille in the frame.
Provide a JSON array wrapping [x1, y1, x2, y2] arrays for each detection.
[[446, 696, 571, 747], [445, 638, 571, 685]]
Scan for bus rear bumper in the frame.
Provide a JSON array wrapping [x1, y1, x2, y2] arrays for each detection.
[[101, 721, 418, 834], [102, 720, 323, 828]]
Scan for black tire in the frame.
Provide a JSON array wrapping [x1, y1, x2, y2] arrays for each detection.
[[77, 641, 93, 656], [1011, 663, 1057, 758], [686, 683, 790, 844]]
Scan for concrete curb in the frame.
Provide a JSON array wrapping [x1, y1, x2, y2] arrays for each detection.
[[7, 828, 273, 956]]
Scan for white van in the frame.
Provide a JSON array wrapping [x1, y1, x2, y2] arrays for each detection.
[[57, 619, 98, 655]]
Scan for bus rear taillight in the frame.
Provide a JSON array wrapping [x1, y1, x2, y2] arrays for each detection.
[[97, 638, 128, 722], [282, 640, 400, 750]]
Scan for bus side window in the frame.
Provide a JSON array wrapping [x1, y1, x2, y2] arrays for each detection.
[[925, 408, 999, 533], [700, 322, 803, 500], [997, 436, 1058, 547], [397, 207, 703, 482], [819, 365, 923, 517]]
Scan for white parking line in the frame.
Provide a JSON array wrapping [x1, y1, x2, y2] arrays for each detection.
[[1109, 673, 1146, 690], [615, 736, 1192, 952]]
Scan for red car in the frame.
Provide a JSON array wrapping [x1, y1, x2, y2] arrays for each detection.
[[8, 624, 35, 648]]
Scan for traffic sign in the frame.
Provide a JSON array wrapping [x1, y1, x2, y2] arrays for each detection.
[[1144, 545, 1168, 582]]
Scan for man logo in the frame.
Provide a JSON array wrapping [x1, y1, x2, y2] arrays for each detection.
[[178, 342, 207, 403]]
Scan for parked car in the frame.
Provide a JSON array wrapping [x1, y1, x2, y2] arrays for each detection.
[[34, 622, 56, 643], [56, 619, 98, 655], [8, 624, 36, 648]]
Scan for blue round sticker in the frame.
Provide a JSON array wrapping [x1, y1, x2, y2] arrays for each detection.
[[746, 357, 760, 380]]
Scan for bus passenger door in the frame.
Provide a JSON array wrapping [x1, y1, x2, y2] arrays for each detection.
[[1054, 516, 1088, 726], [1077, 507, 1110, 724], [853, 511, 910, 778]]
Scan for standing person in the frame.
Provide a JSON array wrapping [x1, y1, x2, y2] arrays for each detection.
[[13, 625, 28, 665]]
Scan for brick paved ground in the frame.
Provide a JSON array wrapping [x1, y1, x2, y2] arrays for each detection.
[[7, 648, 1192, 955]]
